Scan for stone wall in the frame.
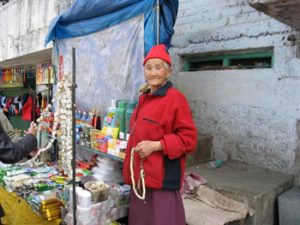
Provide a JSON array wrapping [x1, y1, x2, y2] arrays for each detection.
[[0, 0, 75, 61], [171, 0, 300, 180]]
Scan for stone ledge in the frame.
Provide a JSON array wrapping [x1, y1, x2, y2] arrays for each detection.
[[278, 187, 300, 225], [186, 160, 294, 225]]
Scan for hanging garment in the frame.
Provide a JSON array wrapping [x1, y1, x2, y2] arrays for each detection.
[[22, 96, 33, 121]]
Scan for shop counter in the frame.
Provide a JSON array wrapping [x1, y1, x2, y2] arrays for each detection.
[[0, 187, 60, 225]]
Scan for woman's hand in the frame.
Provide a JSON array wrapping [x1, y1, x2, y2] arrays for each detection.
[[135, 140, 162, 159]]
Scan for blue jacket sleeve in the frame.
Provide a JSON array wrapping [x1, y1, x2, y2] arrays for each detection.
[[0, 123, 37, 164]]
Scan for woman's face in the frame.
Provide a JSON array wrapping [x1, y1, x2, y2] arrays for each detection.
[[144, 58, 171, 91]]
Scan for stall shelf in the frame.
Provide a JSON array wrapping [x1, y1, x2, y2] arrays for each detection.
[[77, 145, 124, 163]]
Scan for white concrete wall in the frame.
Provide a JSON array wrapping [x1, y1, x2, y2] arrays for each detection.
[[0, 0, 75, 61], [171, 0, 300, 177]]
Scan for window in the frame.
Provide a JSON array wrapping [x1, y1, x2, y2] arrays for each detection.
[[183, 50, 274, 71]]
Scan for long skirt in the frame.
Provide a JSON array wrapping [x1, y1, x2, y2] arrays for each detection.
[[128, 188, 186, 225]]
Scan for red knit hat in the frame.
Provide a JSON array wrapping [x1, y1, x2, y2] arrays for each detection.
[[143, 44, 172, 66]]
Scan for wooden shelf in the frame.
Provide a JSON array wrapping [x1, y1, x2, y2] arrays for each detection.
[[77, 145, 124, 163]]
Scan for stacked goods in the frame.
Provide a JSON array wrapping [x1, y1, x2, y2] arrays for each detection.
[[65, 187, 94, 225], [40, 198, 62, 221], [90, 129, 102, 150]]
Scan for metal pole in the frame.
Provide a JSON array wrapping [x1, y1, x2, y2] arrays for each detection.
[[48, 66, 51, 102], [72, 47, 77, 225], [156, 0, 160, 44]]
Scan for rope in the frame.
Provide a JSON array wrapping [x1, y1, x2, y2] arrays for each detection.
[[130, 147, 146, 200]]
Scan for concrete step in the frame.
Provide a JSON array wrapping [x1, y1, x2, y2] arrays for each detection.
[[186, 134, 213, 167], [278, 187, 300, 225], [186, 161, 294, 225]]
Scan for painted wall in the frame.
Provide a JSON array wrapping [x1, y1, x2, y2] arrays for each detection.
[[171, 0, 300, 181], [0, 0, 75, 61]]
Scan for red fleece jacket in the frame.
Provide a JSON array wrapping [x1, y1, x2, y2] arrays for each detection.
[[123, 82, 197, 190]]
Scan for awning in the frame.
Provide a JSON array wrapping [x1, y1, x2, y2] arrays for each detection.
[[45, 0, 179, 54], [0, 49, 52, 67]]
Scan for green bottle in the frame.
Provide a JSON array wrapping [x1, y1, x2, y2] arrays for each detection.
[[125, 102, 136, 137], [115, 100, 126, 133]]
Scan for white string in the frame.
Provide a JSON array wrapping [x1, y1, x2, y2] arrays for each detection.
[[130, 147, 146, 200], [17, 104, 56, 167]]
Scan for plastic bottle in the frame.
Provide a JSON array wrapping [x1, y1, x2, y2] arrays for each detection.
[[88, 112, 95, 127], [207, 159, 224, 168], [115, 100, 126, 133], [119, 131, 125, 140], [93, 113, 102, 130], [76, 110, 82, 124], [104, 99, 117, 127], [84, 112, 93, 126], [125, 102, 136, 135], [96, 114, 102, 129], [81, 111, 88, 125]]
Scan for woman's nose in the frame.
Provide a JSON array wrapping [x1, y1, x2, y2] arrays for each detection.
[[149, 69, 158, 76]]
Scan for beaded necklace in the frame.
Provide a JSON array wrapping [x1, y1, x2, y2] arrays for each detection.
[[130, 147, 146, 200]]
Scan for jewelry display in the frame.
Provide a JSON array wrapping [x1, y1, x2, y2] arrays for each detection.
[[17, 74, 74, 178]]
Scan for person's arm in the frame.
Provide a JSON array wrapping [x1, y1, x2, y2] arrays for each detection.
[[0, 112, 18, 140], [0, 122, 37, 164], [135, 98, 197, 160], [161, 100, 198, 160]]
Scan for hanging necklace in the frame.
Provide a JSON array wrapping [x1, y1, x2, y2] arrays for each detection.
[[130, 147, 146, 200]]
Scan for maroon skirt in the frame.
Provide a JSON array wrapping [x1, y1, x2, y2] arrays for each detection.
[[128, 188, 186, 225]]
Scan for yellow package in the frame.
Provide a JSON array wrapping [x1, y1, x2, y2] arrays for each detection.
[[101, 126, 119, 139]]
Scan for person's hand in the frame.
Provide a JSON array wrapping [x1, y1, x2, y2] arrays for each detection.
[[135, 140, 162, 159], [29, 148, 38, 158], [25, 121, 38, 136]]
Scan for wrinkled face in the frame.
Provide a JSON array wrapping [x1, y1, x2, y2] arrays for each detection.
[[144, 58, 171, 91]]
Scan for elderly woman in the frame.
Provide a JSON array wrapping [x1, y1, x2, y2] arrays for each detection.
[[123, 44, 197, 225]]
